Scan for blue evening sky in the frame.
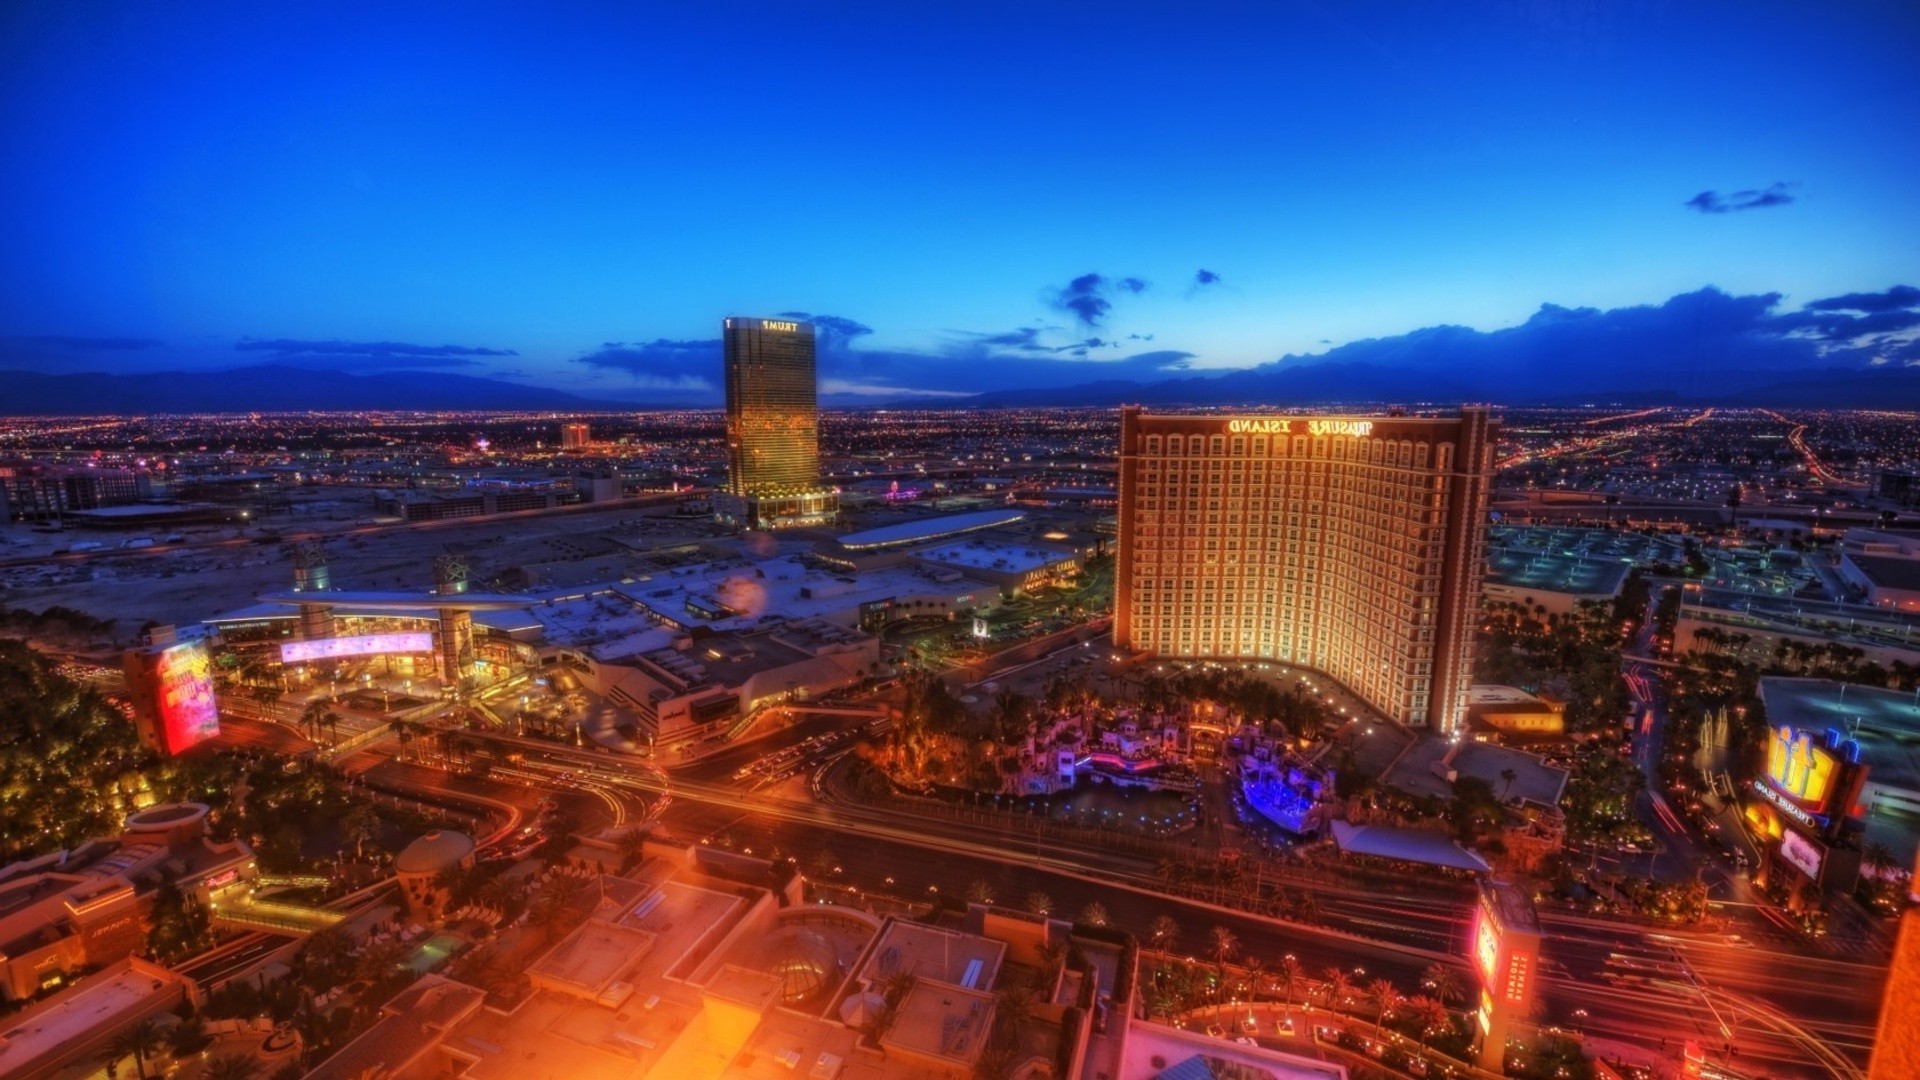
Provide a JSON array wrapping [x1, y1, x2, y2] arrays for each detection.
[[1, 1, 1916, 402]]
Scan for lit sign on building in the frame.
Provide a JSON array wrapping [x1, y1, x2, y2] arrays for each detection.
[[1765, 725, 1837, 809], [154, 639, 219, 754], [760, 320, 800, 332], [1502, 952, 1530, 1004], [1750, 778, 1822, 829], [280, 632, 435, 663], [1474, 911, 1499, 981], [1224, 418, 1375, 438], [1778, 829, 1825, 881]]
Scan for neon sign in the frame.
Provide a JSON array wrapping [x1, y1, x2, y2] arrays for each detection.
[[1474, 911, 1499, 982], [280, 632, 434, 662], [1765, 725, 1836, 809], [1503, 953, 1530, 1004], [1750, 779, 1822, 829], [1223, 418, 1375, 438], [155, 640, 219, 754], [760, 320, 799, 332]]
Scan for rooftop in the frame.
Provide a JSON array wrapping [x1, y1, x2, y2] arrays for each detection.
[[911, 536, 1077, 575], [1480, 879, 1542, 935], [833, 508, 1029, 550], [1329, 821, 1491, 874], [304, 976, 489, 1080], [0, 958, 189, 1078], [856, 920, 1005, 991], [1849, 553, 1920, 592], [881, 979, 996, 1068], [1759, 677, 1920, 792]]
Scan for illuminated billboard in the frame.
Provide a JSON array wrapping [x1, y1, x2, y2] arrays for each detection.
[[1765, 725, 1837, 809], [123, 639, 220, 756], [1778, 829, 1824, 881], [280, 632, 434, 663], [1474, 910, 1499, 981]]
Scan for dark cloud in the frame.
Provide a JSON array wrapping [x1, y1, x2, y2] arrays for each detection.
[[775, 312, 874, 342], [1195, 269, 1221, 286], [236, 338, 518, 358], [571, 339, 718, 391], [1683, 182, 1796, 214], [0, 334, 163, 350], [1804, 285, 1920, 314], [1048, 272, 1149, 327], [1225, 285, 1916, 400]]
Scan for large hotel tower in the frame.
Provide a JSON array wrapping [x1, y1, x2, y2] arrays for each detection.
[[717, 316, 838, 529], [1115, 406, 1495, 732]]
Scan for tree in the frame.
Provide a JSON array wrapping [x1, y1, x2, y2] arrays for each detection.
[[1405, 995, 1450, 1052], [1207, 925, 1238, 969], [1499, 767, 1518, 802], [108, 1019, 164, 1080], [1024, 891, 1054, 916], [1320, 967, 1353, 1013], [1148, 914, 1180, 953], [1366, 978, 1403, 1037], [1277, 954, 1305, 1016], [1422, 963, 1463, 1008], [203, 1055, 263, 1080], [966, 879, 997, 905], [1079, 901, 1109, 928]]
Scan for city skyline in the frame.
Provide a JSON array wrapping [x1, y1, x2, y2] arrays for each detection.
[[2, 3, 1917, 405]]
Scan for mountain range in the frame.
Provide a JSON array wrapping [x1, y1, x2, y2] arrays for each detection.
[[3, 359, 1919, 415]]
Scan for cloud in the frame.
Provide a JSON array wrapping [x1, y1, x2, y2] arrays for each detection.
[[1195, 269, 1221, 286], [235, 338, 518, 361], [1683, 182, 1796, 214], [571, 338, 719, 391], [1210, 284, 1916, 401], [1804, 285, 1920, 314], [1048, 272, 1149, 327], [0, 334, 163, 350]]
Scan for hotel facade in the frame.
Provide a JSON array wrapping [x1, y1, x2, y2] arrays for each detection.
[[717, 316, 838, 529], [1115, 406, 1495, 732]]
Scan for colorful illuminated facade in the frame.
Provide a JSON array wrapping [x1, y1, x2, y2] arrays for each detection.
[[718, 316, 838, 529], [1471, 879, 1541, 1071], [1743, 722, 1868, 904], [122, 635, 220, 756], [1115, 407, 1496, 731]]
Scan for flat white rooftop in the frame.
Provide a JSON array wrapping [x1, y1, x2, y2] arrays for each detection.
[[835, 509, 1027, 550]]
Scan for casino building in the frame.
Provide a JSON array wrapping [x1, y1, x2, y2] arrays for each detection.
[[1115, 406, 1495, 732], [716, 316, 839, 530]]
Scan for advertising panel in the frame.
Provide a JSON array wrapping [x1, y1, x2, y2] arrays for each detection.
[[154, 639, 219, 753], [1765, 725, 1837, 810], [1474, 909, 1499, 982], [1778, 829, 1825, 881], [280, 632, 435, 663]]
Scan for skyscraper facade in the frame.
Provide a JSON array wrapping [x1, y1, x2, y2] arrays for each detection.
[[719, 316, 837, 529], [1115, 406, 1495, 732], [561, 422, 590, 450]]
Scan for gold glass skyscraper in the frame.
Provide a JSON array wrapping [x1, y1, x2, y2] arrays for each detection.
[[1115, 406, 1494, 732], [719, 316, 838, 529]]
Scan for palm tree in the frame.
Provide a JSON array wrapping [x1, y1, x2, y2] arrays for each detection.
[[966, 879, 997, 905], [1079, 901, 1109, 928], [1024, 891, 1053, 916], [1277, 954, 1304, 1017], [1422, 963, 1463, 1008], [614, 827, 649, 871], [1207, 925, 1238, 969], [203, 1055, 262, 1080], [1148, 914, 1180, 953], [1366, 978, 1403, 1038], [1320, 967, 1353, 1014], [1405, 994, 1450, 1053], [111, 1018, 164, 1080]]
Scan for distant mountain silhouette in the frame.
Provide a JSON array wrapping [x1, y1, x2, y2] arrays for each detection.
[[0, 365, 613, 415]]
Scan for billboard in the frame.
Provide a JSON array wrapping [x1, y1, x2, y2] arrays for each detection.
[[125, 639, 220, 755], [1765, 725, 1838, 810], [1778, 829, 1824, 881], [280, 632, 434, 663]]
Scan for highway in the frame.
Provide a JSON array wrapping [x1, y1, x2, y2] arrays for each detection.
[[352, 719, 1876, 1077]]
